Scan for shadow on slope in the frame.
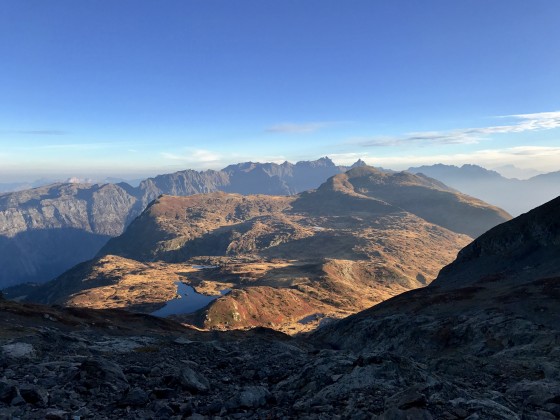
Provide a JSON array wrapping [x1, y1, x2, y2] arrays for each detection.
[[0, 228, 111, 289]]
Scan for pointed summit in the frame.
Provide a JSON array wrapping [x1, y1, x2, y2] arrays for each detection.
[[351, 159, 368, 168]]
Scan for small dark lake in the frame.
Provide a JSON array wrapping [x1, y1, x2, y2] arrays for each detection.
[[151, 282, 230, 317]]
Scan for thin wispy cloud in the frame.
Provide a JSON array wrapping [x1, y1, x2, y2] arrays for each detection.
[[361, 146, 560, 172], [265, 121, 337, 134], [160, 148, 288, 170], [37, 142, 118, 150], [161, 149, 223, 163], [357, 111, 560, 147], [0, 129, 68, 136], [19, 130, 68, 136]]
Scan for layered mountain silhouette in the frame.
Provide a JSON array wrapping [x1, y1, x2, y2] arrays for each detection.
[[0, 158, 348, 288], [409, 163, 560, 216], [20, 167, 510, 333], [1, 159, 518, 290]]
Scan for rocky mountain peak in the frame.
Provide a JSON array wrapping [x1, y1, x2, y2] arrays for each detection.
[[350, 159, 368, 168], [296, 156, 336, 168]]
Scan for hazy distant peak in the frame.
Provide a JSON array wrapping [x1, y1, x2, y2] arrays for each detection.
[[66, 176, 96, 184], [296, 156, 336, 168], [351, 159, 368, 168], [493, 164, 543, 180], [460, 164, 502, 177], [222, 161, 259, 172], [409, 163, 503, 179]]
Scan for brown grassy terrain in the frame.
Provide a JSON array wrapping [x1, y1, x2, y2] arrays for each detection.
[[30, 198, 472, 333], [23, 168, 510, 333]]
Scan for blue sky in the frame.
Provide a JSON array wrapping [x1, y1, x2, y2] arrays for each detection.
[[1, 0, 559, 181]]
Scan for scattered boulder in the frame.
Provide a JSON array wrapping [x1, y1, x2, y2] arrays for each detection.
[[175, 367, 210, 393], [2, 342, 35, 358], [119, 387, 149, 407], [19, 385, 48, 406], [0, 380, 19, 403], [227, 386, 271, 409]]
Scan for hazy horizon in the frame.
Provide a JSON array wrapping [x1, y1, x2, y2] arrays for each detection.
[[0, 157, 551, 186]]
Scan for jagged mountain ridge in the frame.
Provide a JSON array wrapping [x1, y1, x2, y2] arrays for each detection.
[[139, 157, 348, 203], [23, 168, 510, 333], [409, 163, 560, 216], [0, 158, 349, 288]]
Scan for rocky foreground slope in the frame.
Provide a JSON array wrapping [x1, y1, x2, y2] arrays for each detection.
[[21, 167, 511, 333], [0, 196, 558, 419]]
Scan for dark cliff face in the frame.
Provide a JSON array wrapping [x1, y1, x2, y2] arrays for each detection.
[[0, 183, 139, 288]]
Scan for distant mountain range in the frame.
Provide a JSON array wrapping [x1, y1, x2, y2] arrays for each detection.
[[0, 158, 352, 288], [408, 163, 560, 216], [2, 158, 533, 290], [0, 176, 143, 193], [13, 166, 509, 333]]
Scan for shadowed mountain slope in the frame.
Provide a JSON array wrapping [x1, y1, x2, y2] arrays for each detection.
[[0, 183, 139, 288], [432, 194, 560, 290]]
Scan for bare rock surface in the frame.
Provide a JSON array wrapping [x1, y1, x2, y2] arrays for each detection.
[[0, 288, 558, 419]]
